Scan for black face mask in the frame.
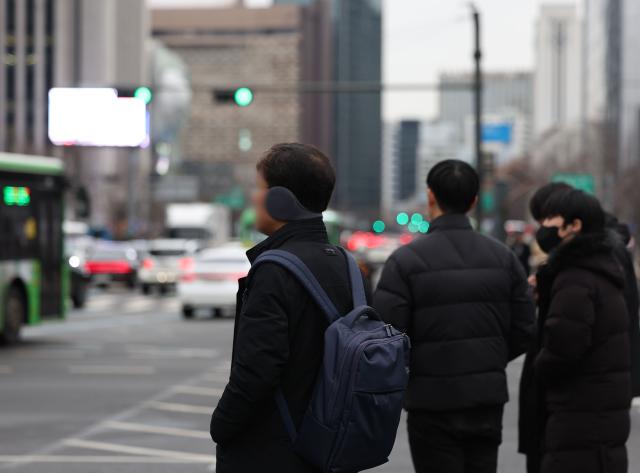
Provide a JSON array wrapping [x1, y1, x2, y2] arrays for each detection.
[[535, 225, 563, 254]]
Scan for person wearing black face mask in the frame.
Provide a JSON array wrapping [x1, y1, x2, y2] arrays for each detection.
[[519, 188, 631, 473], [534, 225, 563, 254]]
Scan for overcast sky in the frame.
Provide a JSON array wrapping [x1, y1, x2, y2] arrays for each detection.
[[148, 0, 577, 120]]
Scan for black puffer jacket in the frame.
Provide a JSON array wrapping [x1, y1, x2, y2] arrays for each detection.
[[373, 214, 535, 412], [607, 224, 640, 397], [518, 220, 640, 469], [534, 233, 631, 473], [210, 219, 361, 473]]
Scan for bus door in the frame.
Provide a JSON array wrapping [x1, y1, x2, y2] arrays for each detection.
[[37, 189, 63, 318]]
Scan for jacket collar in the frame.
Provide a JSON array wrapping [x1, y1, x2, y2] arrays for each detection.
[[542, 231, 624, 289], [246, 217, 329, 263], [429, 213, 473, 232]]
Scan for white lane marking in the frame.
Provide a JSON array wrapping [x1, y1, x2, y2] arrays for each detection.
[[84, 296, 115, 310], [23, 312, 177, 336], [125, 298, 156, 312], [0, 455, 208, 464], [69, 365, 156, 375], [103, 421, 210, 439], [64, 439, 216, 463], [171, 385, 225, 397], [0, 365, 13, 374], [2, 369, 220, 468], [12, 351, 93, 361], [126, 346, 218, 360], [147, 401, 212, 414]]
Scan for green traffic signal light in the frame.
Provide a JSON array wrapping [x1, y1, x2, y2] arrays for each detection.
[[372, 220, 386, 233], [134, 86, 153, 105], [234, 87, 254, 107], [411, 213, 423, 224], [396, 212, 409, 225]]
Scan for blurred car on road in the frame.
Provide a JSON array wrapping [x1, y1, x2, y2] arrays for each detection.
[[177, 244, 249, 319], [84, 242, 139, 289], [138, 239, 198, 295], [64, 223, 94, 309], [66, 239, 92, 309]]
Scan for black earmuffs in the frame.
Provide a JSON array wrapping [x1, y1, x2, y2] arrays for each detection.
[[265, 186, 322, 221]]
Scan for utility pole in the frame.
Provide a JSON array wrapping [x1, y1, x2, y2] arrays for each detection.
[[471, 4, 483, 227]]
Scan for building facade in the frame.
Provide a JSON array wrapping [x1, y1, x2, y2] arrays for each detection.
[[332, 0, 382, 214], [151, 5, 312, 202], [0, 0, 54, 155], [533, 4, 583, 137], [275, 0, 383, 214]]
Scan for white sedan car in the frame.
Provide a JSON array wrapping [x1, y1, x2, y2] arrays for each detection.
[[177, 244, 250, 319]]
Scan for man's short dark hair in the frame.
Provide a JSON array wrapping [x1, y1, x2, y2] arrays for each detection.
[[257, 143, 336, 213], [426, 160, 479, 214], [529, 182, 572, 221], [540, 188, 605, 234]]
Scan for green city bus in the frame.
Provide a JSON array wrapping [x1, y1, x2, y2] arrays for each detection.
[[0, 153, 67, 342]]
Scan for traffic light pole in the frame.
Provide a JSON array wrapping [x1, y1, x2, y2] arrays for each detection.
[[472, 5, 483, 229]]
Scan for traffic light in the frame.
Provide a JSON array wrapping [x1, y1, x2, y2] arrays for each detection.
[[234, 87, 254, 107], [134, 86, 153, 105], [372, 220, 386, 233], [411, 213, 423, 225], [396, 212, 409, 225], [214, 87, 254, 107], [117, 86, 153, 104]]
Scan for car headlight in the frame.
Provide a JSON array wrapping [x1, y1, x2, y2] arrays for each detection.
[[69, 255, 81, 268]]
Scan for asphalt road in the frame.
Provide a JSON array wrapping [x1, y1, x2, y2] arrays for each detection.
[[1, 289, 639, 473]]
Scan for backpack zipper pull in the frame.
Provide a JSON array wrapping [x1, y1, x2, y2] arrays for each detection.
[[385, 324, 393, 337]]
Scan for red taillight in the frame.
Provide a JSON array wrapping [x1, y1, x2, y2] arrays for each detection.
[[179, 257, 194, 272], [346, 231, 388, 251], [85, 260, 132, 274], [181, 272, 196, 282], [399, 234, 414, 245], [142, 258, 154, 269]]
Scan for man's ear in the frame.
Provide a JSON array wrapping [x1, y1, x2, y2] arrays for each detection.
[[468, 195, 479, 212], [570, 218, 583, 233], [427, 188, 436, 207]]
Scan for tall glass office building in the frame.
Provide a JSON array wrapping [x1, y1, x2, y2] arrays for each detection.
[[275, 0, 383, 213]]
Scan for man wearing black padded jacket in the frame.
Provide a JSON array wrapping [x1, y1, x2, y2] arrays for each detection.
[[374, 160, 535, 473], [210, 143, 366, 473]]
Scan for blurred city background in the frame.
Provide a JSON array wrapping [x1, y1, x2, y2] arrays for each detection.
[[0, 0, 639, 472]]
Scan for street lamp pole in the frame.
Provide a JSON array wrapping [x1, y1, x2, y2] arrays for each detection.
[[471, 4, 483, 227]]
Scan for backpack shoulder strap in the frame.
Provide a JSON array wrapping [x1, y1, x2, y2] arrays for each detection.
[[337, 247, 367, 308], [251, 249, 340, 323]]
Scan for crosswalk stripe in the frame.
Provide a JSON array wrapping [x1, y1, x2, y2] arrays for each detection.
[[103, 421, 210, 439], [126, 346, 218, 360], [79, 295, 177, 315], [0, 455, 211, 464], [146, 401, 212, 414], [64, 439, 215, 462], [171, 386, 225, 397]]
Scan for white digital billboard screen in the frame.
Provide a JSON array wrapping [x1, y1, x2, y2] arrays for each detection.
[[48, 88, 149, 148]]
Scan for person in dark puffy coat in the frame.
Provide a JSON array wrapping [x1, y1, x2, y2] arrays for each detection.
[[373, 160, 535, 473], [520, 184, 639, 473], [531, 189, 631, 473], [210, 143, 362, 473]]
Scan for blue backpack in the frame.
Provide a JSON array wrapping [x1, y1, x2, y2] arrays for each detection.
[[251, 247, 410, 473]]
